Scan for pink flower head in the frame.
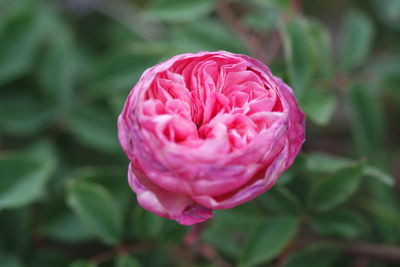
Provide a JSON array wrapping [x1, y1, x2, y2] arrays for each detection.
[[118, 51, 305, 225]]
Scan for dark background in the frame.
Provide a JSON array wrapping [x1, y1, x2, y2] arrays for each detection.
[[0, 0, 399, 266]]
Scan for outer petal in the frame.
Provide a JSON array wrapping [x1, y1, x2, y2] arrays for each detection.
[[275, 79, 306, 167], [128, 163, 213, 225], [192, 139, 289, 209], [234, 52, 306, 167]]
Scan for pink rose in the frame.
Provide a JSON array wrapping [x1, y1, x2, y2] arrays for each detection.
[[118, 51, 305, 225]]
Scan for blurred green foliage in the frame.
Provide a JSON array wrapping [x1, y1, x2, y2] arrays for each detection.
[[1, 0, 400, 266]]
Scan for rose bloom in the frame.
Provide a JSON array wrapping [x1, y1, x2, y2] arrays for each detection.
[[118, 51, 305, 225]]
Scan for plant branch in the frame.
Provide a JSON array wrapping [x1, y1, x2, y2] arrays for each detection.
[[339, 241, 400, 262], [297, 236, 400, 262], [199, 243, 233, 267], [216, 0, 268, 62], [292, 0, 302, 14]]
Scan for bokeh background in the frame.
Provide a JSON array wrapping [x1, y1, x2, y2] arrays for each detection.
[[1, 0, 400, 266]]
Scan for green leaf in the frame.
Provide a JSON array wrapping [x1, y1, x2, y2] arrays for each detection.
[[306, 152, 394, 186], [259, 187, 302, 215], [0, 0, 31, 24], [361, 198, 400, 228], [286, 244, 339, 267], [68, 166, 131, 209], [0, 1, 48, 84], [306, 152, 352, 173], [131, 206, 165, 239], [253, 0, 290, 9], [30, 250, 71, 267], [239, 216, 299, 267], [0, 253, 22, 267], [244, 8, 280, 32], [171, 19, 246, 54], [308, 161, 365, 212], [66, 182, 122, 245], [348, 84, 384, 164], [310, 209, 368, 239], [282, 17, 315, 97], [364, 166, 394, 186], [364, 178, 400, 243], [371, 0, 400, 31], [204, 209, 265, 258], [115, 255, 142, 267], [69, 260, 97, 267], [67, 104, 120, 153], [0, 153, 55, 210], [0, 209, 31, 255], [300, 88, 336, 125], [44, 212, 95, 243], [148, 0, 216, 23], [37, 12, 77, 114], [339, 11, 374, 72], [86, 52, 161, 98], [110, 94, 128, 116], [309, 21, 332, 79], [0, 93, 53, 136]]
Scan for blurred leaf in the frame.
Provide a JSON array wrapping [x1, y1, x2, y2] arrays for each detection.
[[0, 0, 31, 24], [309, 21, 332, 79], [282, 17, 315, 97], [239, 216, 299, 267], [308, 161, 365, 212], [310, 209, 368, 239], [110, 94, 128, 116], [67, 166, 130, 209], [349, 84, 384, 164], [0, 253, 22, 267], [286, 244, 339, 267], [148, 0, 216, 23], [306, 152, 394, 186], [370, 0, 400, 31], [204, 209, 265, 258], [171, 19, 245, 53], [259, 187, 302, 215], [0, 152, 55, 210], [0, 209, 31, 255], [300, 88, 336, 125], [339, 11, 374, 72], [253, 0, 290, 9], [244, 8, 279, 32], [364, 178, 400, 243], [0, 1, 48, 84], [115, 255, 142, 267], [25, 139, 58, 166], [86, 52, 161, 98], [67, 182, 122, 245], [69, 260, 97, 267], [131, 206, 164, 239], [0, 93, 53, 136], [37, 10, 77, 113], [29, 250, 71, 267], [275, 154, 306, 186], [361, 198, 400, 228], [306, 152, 352, 173], [44, 212, 95, 243], [67, 104, 120, 153], [364, 166, 394, 186]]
